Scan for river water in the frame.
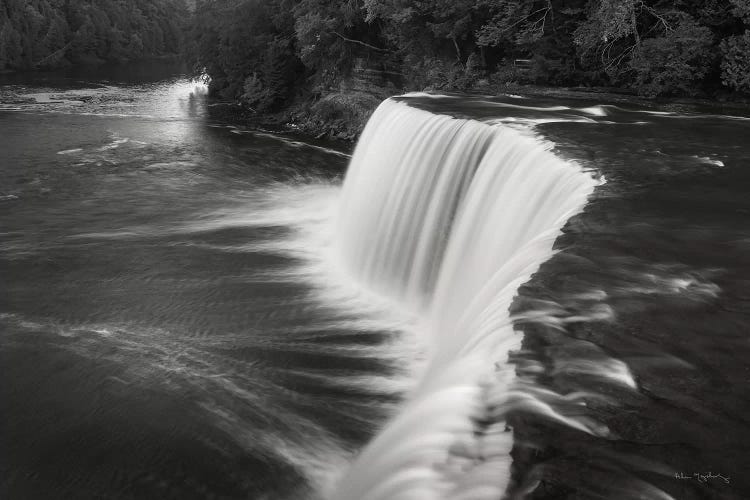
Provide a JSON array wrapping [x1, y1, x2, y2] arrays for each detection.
[[1, 63, 416, 499], [1, 64, 749, 500]]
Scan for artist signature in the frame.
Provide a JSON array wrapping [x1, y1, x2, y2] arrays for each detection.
[[674, 472, 731, 484]]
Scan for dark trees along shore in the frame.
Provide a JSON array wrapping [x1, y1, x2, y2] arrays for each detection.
[[4, 1, 748, 106], [0, 0, 190, 71], [186, 0, 750, 109]]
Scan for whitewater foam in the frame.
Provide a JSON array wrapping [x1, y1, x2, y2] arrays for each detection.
[[332, 99, 599, 500]]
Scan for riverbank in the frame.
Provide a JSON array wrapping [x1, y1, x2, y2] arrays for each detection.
[[221, 83, 750, 145], [0, 54, 184, 75], [216, 90, 387, 143], [4, 61, 749, 500]]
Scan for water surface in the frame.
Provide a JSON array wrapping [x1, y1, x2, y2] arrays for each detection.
[[1, 63, 414, 499], [2, 65, 749, 500]]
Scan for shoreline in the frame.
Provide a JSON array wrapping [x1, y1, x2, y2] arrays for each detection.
[[0, 54, 184, 76], [218, 84, 750, 146]]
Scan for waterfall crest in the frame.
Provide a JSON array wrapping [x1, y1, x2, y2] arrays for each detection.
[[334, 98, 598, 499]]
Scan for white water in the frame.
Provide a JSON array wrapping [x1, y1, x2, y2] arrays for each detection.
[[333, 99, 599, 499]]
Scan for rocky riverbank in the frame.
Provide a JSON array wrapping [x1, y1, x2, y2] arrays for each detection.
[[222, 81, 750, 147]]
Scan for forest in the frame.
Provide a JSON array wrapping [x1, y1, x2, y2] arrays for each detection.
[[0, 0, 190, 71], [187, 0, 750, 114]]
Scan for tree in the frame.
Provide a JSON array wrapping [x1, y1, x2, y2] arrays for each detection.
[[573, 1, 720, 95], [721, 30, 750, 92], [476, 0, 557, 47], [0, 23, 24, 69], [573, 0, 640, 75], [630, 15, 713, 96], [0, 0, 189, 71], [187, 0, 750, 100], [187, 0, 304, 108], [719, 1, 750, 92], [294, 0, 384, 73]]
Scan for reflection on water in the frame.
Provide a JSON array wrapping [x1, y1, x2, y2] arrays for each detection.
[[0, 62, 414, 500], [2, 63, 749, 500]]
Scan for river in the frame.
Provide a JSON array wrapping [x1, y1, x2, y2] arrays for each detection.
[[1, 63, 748, 500]]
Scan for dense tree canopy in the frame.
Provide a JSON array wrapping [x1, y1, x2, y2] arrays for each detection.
[[0, 0, 190, 71], [188, 0, 750, 102]]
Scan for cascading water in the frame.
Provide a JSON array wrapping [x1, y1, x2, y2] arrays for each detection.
[[333, 99, 599, 499]]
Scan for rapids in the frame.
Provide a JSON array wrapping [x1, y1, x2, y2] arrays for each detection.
[[334, 99, 597, 499], [3, 64, 749, 500]]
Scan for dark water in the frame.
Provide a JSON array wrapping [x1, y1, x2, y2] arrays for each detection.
[[516, 103, 750, 500], [407, 95, 750, 499], [2, 64, 749, 500], [0, 63, 412, 499]]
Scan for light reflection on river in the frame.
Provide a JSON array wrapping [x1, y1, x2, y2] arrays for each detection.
[[0, 62, 417, 500], [2, 62, 750, 500]]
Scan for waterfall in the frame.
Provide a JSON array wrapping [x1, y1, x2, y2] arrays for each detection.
[[333, 98, 598, 500]]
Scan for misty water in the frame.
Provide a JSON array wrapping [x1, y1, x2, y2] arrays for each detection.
[[2, 63, 749, 500]]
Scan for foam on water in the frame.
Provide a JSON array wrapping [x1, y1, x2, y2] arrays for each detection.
[[476, 100, 572, 112], [332, 99, 601, 499], [487, 116, 598, 127], [693, 155, 725, 167], [0, 161, 419, 498], [579, 105, 609, 116], [0, 177, 419, 495], [328, 98, 714, 500], [3, 79, 207, 120]]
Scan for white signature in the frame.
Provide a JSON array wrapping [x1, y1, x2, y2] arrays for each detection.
[[674, 472, 730, 484]]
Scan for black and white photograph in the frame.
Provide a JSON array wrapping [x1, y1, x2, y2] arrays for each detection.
[[1, 1, 748, 499]]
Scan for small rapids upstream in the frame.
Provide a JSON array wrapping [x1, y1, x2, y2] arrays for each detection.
[[333, 99, 598, 499], [3, 67, 749, 500]]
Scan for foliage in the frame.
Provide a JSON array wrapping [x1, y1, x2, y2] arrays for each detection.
[[294, 0, 378, 72], [573, 0, 638, 73], [630, 16, 713, 96], [187, 0, 303, 109], [477, 0, 558, 47], [186, 0, 750, 102], [720, 30, 750, 92], [0, 0, 189, 71], [730, 0, 750, 23]]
